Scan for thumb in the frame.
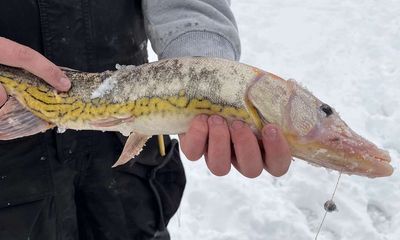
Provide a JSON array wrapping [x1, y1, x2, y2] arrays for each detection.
[[0, 83, 7, 107]]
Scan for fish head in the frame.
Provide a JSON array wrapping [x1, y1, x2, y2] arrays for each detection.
[[248, 73, 393, 178]]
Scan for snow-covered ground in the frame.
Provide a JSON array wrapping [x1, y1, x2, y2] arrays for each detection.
[[156, 1, 400, 239]]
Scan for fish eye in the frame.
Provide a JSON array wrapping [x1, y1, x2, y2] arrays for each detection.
[[320, 104, 333, 117]]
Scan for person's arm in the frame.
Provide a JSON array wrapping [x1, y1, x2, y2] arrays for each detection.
[[143, 0, 240, 60], [143, 0, 291, 178]]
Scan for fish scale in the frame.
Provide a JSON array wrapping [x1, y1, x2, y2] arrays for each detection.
[[0, 57, 393, 177]]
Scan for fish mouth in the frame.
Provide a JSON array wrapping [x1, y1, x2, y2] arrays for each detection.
[[288, 127, 394, 178], [323, 130, 393, 177]]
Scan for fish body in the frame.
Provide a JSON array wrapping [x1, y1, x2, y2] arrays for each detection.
[[0, 57, 393, 177]]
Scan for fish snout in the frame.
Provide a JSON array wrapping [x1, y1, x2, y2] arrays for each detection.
[[314, 126, 394, 178]]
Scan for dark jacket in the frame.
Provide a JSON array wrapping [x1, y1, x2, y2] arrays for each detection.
[[0, 0, 148, 71]]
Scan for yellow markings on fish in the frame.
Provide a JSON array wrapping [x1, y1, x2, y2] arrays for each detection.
[[168, 90, 189, 108], [0, 74, 251, 125], [127, 91, 252, 121], [133, 98, 150, 116], [0, 75, 19, 89]]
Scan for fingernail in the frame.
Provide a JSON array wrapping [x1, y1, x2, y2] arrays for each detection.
[[231, 120, 244, 130], [263, 127, 277, 140], [210, 115, 224, 125], [59, 77, 71, 90]]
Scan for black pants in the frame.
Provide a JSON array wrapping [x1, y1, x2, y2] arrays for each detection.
[[0, 130, 186, 240]]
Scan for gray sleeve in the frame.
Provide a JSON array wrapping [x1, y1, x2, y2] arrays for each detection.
[[142, 0, 241, 61]]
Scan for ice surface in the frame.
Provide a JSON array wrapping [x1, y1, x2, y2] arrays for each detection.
[[146, 1, 400, 239]]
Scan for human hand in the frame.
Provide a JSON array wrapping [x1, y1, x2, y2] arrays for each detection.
[[0, 37, 71, 107], [179, 114, 292, 178]]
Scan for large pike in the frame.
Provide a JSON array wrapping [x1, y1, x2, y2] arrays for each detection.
[[0, 57, 393, 177]]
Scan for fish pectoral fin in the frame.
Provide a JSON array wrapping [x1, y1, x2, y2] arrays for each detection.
[[112, 132, 151, 167], [0, 97, 54, 140], [90, 116, 135, 128]]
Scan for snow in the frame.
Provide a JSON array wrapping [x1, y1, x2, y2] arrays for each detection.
[[57, 127, 66, 134], [91, 64, 137, 99], [91, 75, 118, 99], [147, 1, 400, 239]]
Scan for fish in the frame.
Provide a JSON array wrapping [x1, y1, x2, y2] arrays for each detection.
[[0, 57, 393, 177]]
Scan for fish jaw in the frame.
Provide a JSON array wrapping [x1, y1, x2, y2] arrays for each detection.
[[287, 117, 393, 178]]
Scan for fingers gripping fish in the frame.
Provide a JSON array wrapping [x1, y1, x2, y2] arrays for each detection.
[[0, 57, 393, 177]]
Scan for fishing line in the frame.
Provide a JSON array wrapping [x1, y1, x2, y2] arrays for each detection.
[[314, 171, 342, 240]]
